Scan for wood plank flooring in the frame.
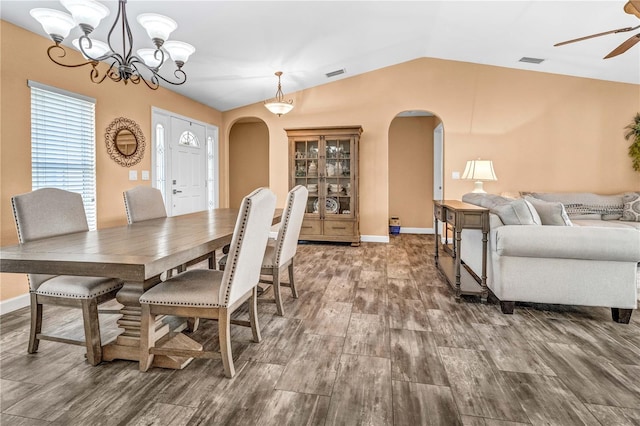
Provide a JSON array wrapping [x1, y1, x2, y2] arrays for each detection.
[[1, 234, 639, 425]]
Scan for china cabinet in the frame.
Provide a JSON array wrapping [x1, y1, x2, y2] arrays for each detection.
[[285, 126, 362, 245]]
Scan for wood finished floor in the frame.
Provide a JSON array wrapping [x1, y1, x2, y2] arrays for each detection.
[[1, 234, 639, 425]]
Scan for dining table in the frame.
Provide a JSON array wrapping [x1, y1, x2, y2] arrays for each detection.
[[0, 208, 282, 369]]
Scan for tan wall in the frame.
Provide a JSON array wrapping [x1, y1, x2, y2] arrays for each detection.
[[223, 58, 640, 239], [389, 116, 435, 230], [0, 21, 223, 301], [3, 20, 640, 302], [228, 121, 269, 208]]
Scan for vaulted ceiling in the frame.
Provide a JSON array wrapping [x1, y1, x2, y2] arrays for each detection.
[[2, 1, 639, 112]]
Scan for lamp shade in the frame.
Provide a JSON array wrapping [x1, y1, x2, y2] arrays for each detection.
[[136, 48, 165, 68], [163, 41, 195, 66], [264, 101, 294, 116], [73, 38, 111, 60], [61, 0, 110, 31], [462, 160, 497, 181], [461, 159, 497, 193], [137, 13, 177, 43], [30, 9, 76, 42]]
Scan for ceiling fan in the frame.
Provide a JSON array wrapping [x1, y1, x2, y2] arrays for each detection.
[[554, 0, 640, 59]]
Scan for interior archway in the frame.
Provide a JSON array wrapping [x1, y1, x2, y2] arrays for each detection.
[[228, 117, 269, 208], [388, 110, 443, 234]]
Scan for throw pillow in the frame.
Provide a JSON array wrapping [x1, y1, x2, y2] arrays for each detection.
[[524, 196, 573, 226], [621, 192, 640, 222], [491, 199, 541, 225]]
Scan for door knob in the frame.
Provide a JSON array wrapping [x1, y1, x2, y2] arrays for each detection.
[[173, 189, 182, 194]]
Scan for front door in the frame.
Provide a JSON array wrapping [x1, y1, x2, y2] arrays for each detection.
[[170, 117, 207, 216]]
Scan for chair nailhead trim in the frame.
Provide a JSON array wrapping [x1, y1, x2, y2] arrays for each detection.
[[36, 282, 123, 299]]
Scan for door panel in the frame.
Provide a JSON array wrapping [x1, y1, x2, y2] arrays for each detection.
[[170, 117, 206, 216]]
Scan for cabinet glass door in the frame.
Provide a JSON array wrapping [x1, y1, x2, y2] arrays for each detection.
[[294, 139, 320, 215], [325, 138, 352, 217]]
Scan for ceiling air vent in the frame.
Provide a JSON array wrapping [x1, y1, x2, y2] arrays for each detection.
[[325, 68, 346, 78], [519, 57, 545, 64]]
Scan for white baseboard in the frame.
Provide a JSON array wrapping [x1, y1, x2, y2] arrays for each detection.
[[361, 235, 390, 243], [399, 227, 434, 234], [0, 293, 30, 316]]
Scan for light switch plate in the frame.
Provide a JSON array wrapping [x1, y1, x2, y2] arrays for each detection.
[[129, 170, 138, 181], [141, 170, 150, 181], [452, 171, 460, 180]]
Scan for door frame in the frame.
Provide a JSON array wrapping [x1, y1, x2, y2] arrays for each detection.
[[151, 107, 219, 216]]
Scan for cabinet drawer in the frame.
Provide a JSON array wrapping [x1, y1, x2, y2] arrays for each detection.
[[324, 221, 355, 236], [434, 206, 444, 220], [445, 209, 456, 225], [300, 219, 322, 235]]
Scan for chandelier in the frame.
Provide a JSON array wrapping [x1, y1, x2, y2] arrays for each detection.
[[30, 0, 195, 90], [264, 71, 294, 116]]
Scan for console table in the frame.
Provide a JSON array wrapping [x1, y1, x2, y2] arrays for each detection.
[[433, 200, 489, 302]]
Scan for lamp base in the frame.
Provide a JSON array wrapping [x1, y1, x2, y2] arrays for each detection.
[[471, 181, 486, 193]]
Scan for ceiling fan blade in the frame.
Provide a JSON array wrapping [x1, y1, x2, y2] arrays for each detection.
[[554, 25, 640, 46], [604, 33, 640, 58], [625, 1, 640, 19]]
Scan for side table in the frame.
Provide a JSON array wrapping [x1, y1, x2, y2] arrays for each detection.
[[433, 200, 489, 302]]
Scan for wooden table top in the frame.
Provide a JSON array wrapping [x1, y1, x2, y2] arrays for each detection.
[[0, 208, 283, 282]]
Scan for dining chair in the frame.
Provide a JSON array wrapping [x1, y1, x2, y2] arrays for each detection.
[[219, 185, 308, 316], [139, 187, 277, 377], [123, 186, 216, 273], [11, 188, 124, 365]]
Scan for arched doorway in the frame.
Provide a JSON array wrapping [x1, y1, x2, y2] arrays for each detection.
[[388, 110, 443, 234], [228, 117, 269, 208]]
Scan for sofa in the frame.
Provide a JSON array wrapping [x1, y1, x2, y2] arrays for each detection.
[[459, 191, 640, 323]]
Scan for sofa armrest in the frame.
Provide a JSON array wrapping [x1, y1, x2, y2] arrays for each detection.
[[495, 225, 640, 262]]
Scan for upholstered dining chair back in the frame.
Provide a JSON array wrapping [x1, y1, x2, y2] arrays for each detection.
[[12, 188, 89, 291], [123, 186, 167, 224], [220, 187, 276, 307], [274, 185, 309, 267]]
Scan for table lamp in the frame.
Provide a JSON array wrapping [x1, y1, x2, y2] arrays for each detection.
[[462, 159, 497, 193]]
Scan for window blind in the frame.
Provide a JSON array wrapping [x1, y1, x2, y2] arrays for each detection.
[[29, 81, 97, 230]]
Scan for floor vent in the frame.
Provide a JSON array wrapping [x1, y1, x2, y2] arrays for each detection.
[[519, 57, 545, 64], [325, 68, 346, 78]]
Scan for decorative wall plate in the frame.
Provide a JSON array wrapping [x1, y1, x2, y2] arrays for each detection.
[[313, 197, 339, 214]]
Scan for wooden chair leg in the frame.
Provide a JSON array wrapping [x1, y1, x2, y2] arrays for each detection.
[[219, 308, 235, 378], [28, 293, 42, 354], [140, 304, 156, 372], [81, 298, 102, 366], [186, 317, 200, 332], [249, 286, 262, 343], [208, 252, 216, 270], [272, 266, 284, 316], [288, 261, 298, 299]]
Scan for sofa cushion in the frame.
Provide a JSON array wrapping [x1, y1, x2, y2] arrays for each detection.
[[491, 199, 541, 225], [621, 192, 640, 222], [494, 226, 640, 262], [524, 196, 572, 226], [572, 219, 640, 230], [528, 192, 623, 220]]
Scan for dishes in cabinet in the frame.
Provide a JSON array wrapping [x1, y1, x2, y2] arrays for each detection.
[[313, 197, 339, 214]]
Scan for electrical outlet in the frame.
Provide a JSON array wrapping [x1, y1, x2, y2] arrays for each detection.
[[141, 170, 150, 180], [129, 170, 138, 181], [452, 171, 460, 180]]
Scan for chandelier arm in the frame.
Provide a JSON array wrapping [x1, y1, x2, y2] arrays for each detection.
[[121, 1, 135, 64], [105, 0, 124, 59], [128, 61, 161, 90], [47, 44, 99, 69]]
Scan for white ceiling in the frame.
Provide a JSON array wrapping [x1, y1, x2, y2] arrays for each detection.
[[2, 1, 639, 112]]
